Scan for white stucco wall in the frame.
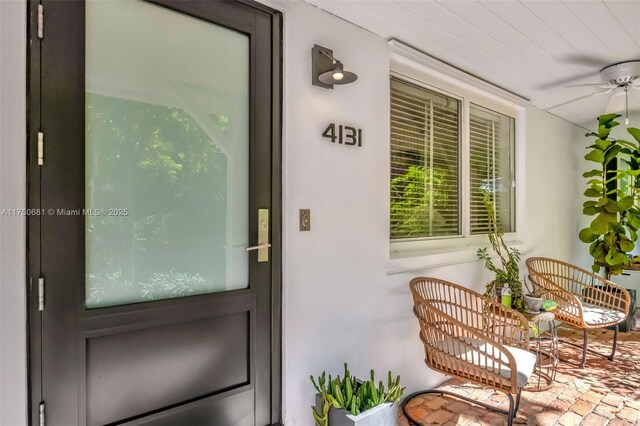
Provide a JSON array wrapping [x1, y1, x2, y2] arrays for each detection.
[[0, 1, 588, 425], [278, 2, 587, 425], [0, 1, 27, 425]]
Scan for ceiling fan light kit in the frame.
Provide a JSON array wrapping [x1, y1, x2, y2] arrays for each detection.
[[547, 60, 640, 124], [601, 61, 640, 86]]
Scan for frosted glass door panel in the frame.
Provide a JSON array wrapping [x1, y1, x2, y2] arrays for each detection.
[[85, 0, 249, 308]]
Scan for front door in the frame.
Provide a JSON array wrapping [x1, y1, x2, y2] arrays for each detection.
[[27, 1, 282, 424]]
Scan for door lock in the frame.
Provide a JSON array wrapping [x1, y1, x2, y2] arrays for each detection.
[[299, 209, 311, 231]]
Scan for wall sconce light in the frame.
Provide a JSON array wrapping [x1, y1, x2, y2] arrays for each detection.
[[312, 44, 358, 89]]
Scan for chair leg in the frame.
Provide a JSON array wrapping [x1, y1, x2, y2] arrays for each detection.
[[580, 329, 588, 369], [507, 393, 515, 426], [608, 324, 619, 361], [402, 388, 518, 426], [514, 388, 523, 414], [559, 324, 620, 368]]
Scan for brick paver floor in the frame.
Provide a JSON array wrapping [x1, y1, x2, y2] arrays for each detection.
[[400, 321, 640, 425]]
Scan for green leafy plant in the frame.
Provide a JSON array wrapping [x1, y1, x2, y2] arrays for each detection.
[[523, 277, 542, 298], [477, 193, 524, 312], [310, 363, 405, 426], [390, 165, 450, 238], [579, 113, 640, 276]]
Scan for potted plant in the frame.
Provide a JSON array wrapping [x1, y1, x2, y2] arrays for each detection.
[[310, 363, 404, 426], [522, 277, 543, 313], [477, 193, 524, 312], [579, 113, 640, 276]]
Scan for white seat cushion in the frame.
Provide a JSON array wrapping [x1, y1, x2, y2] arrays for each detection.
[[436, 338, 536, 388], [582, 303, 626, 325]]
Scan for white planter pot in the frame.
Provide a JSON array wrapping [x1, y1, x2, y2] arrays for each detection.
[[524, 294, 543, 312], [315, 395, 399, 426]]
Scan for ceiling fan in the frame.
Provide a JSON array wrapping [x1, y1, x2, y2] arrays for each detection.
[[545, 60, 640, 124]]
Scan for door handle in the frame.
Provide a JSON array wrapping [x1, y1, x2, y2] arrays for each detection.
[[246, 243, 271, 251], [247, 208, 269, 262]]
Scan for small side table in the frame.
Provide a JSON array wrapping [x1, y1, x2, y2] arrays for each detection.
[[524, 311, 558, 392]]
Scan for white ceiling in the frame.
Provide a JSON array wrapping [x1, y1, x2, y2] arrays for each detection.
[[306, 0, 640, 127]]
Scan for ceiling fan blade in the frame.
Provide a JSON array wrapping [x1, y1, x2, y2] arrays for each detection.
[[537, 71, 601, 90], [559, 54, 609, 68], [544, 91, 611, 111], [605, 88, 627, 114], [565, 83, 616, 88]]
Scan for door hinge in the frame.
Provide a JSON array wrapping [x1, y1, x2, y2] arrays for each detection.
[[37, 132, 44, 166], [39, 402, 45, 426], [37, 4, 44, 40], [38, 278, 44, 311]]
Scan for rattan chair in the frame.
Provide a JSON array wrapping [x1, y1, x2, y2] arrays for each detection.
[[404, 278, 536, 426], [526, 257, 631, 369]]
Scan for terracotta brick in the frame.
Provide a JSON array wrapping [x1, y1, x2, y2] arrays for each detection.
[[573, 379, 591, 391], [558, 388, 583, 402], [478, 413, 506, 426], [513, 415, 527, 424], [398, 327, 640, 426], [616, 406, 640, 422], [580, 413, 607, 426], [531, 390, 559, 405], [593, 403, 617, 419], [579, 391, 603, 404], [518, 402, 544, 416], [607, 419, 634, 426], [460, 407, 481, 415], [397, 414, 410, 426], [623, 398, 640, 410], [406, 406, 430, 421], [570, 399, 594, 416], [558, 411, 583, 426], [532, 411, 560, 425], [554, 373, 573, 384], [467, 389, 492, 402], [425, 397, 448, 411], [457, 413, 481, 426], [446, 400, 472, 413], [548, 398, 572, 412], [423, 409, 455, 425], [601, 393, 625, 407], [405, 397, 422, 409], [487, 397, 510, 411]]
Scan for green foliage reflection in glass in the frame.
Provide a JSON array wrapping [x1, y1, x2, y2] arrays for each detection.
[[86, 94, 233, 308], [579, 113, 640, 276], [390, 165, 450, 238]]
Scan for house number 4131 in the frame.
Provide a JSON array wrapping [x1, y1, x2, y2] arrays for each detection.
[[322, 123, 362, 147]]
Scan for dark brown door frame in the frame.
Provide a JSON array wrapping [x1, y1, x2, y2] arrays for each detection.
[[26, 1, 282, 424]]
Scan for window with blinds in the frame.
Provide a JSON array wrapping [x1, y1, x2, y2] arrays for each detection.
[[390, 78, 460, 240], [469, 104, 515, 234]]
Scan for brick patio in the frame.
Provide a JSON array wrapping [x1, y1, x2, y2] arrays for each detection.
[[400, 320, 640, 426]]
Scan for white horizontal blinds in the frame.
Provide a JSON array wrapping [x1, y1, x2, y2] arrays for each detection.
[[469, 104, 515, 234], [390, 78, 460, 239]]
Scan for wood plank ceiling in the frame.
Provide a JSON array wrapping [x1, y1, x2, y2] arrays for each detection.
[[305, 0, 640, 127]]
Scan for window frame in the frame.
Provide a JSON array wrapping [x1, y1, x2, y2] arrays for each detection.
[[389, 56, 526, 258], [390, 76, 464, 241]]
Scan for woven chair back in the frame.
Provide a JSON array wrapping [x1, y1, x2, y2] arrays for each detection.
[[410, 277, 529, 394], [526, 257, 630, 328]]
